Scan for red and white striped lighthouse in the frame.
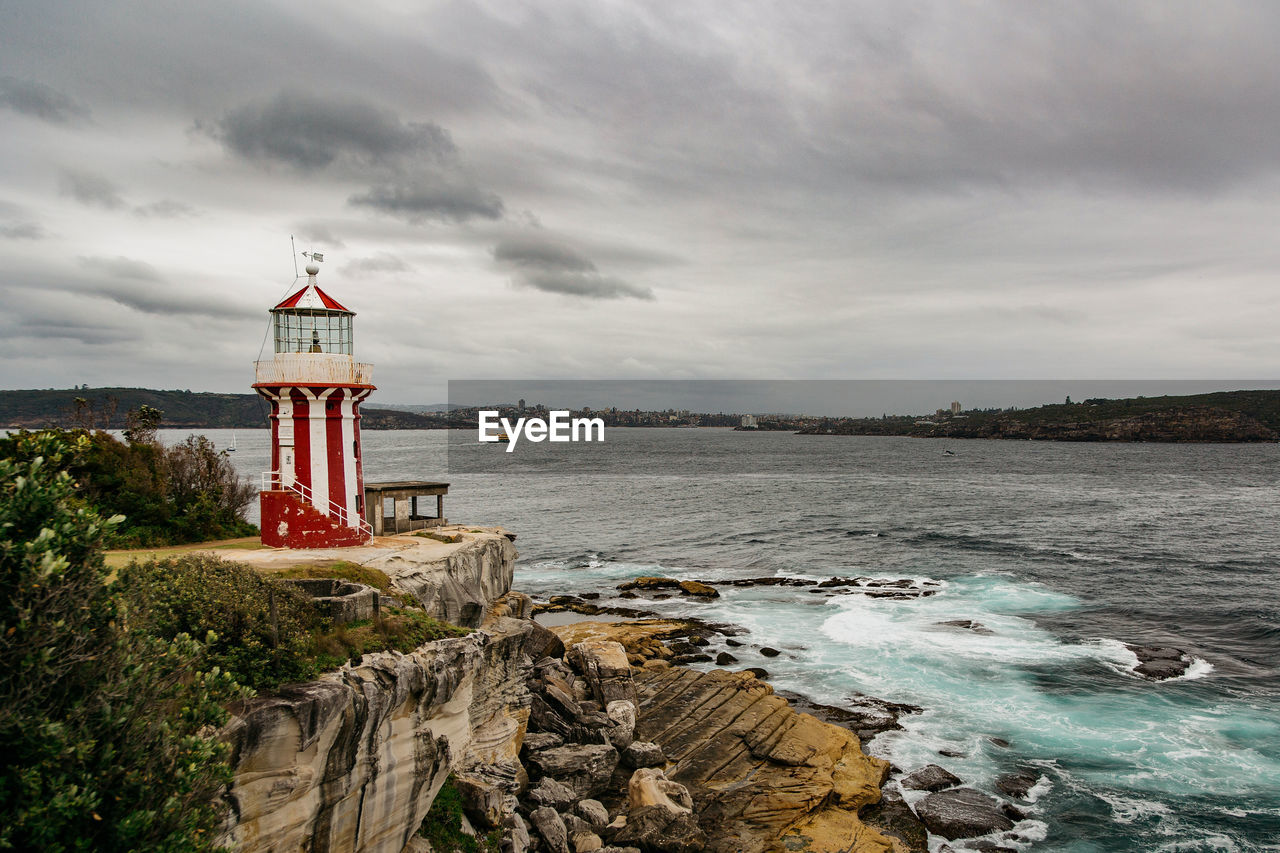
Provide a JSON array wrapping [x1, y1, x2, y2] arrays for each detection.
[[254, 261, 374, 548]]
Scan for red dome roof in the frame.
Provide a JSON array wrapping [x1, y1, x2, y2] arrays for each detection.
[[272, 281, 352, 313]]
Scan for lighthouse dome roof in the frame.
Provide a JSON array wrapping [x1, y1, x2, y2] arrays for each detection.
[[272, 280, 353, 313]]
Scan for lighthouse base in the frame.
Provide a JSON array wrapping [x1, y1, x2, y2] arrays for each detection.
[[260, 490, 372, 549]]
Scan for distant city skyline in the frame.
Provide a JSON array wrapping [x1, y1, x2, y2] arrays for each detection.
[[4, 2, 1280, 402]]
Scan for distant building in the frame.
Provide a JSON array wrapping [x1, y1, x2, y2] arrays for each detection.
[[741, 415, 758, 429], [950, 401, 962, 414]]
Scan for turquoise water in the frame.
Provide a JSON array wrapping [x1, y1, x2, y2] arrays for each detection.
[[195, 427, 1280, 851]]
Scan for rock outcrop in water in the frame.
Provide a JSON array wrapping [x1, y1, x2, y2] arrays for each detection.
[[1125, 644, 1194, 680]]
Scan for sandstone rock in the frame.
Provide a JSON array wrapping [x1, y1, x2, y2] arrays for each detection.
[[570, 828, 604, 852], [526, 776, 578, 810], [678, 580, 719, 597], [994, 770, 1040, 800], [576, 799, 611, 827], [527, 619, 568, 660], [627, 768, 693, 813], [530, 806, 571, 853], [726, 638, 744, 647], [743, 667, 769, 679], [503, 812, 530, 853], [857, 789, 928, 852], [527, 744, 620, 798], [622, 741, 666, 769], [567, 641, 639, 708], [914, 788, 1014, 840], [453, 771, 508, 828], [605, 700, 638, 749], [366, 531, 517, 627], [778, 690, 922, 746], [617, 577, 681, 591], [224, 613, 533, 853], [671, 653, 713, 665], [687, 635, 710, 646], [523, 732, 566, 753], [612, 805, 706, 853], [633, 667, 893, 853], [759, 646, 781, 657], [563, 813, 595, 836], [715, 651, 738, 665], [901, 764, 962, 792]]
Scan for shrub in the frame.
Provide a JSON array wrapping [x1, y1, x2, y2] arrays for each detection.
[[0, 431, 243, 852], [0, 423, 258, 548], [117, 554, 323, 691], [416, 776, 502, 853]]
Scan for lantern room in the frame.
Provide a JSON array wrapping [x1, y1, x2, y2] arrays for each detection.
[[270, 263, 355, 354]]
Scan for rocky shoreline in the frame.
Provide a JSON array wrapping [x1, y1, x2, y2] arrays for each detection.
[[218, 534, 1200, 853]]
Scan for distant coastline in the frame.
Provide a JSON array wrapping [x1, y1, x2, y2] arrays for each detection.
[[3, 386, 1279, 441]]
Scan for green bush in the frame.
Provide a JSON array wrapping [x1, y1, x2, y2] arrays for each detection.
[[0, 423, 258, 548], [0, 431, 244, 852], [416, 776, 502, 853], [118, 554, 324, 691], [121, 555, 470, 690]]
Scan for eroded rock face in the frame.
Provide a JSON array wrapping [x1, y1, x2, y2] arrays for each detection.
[[526, 744, 620, 799], [567, 640, 640, 708], [223, 636, 483, 853], [634, 667, 894, 853], [224, 596, 535, 853], [367, 532, 518, 627]]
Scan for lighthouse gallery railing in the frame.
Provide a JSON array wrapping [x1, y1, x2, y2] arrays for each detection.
[[261, 471, 373, 537], [253, 353, 374, 386]]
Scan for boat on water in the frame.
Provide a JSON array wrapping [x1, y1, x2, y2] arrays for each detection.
[[227, 430, 238, 452]]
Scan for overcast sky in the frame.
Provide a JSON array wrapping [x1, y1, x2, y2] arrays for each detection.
[[3, 0, 1279, 404]]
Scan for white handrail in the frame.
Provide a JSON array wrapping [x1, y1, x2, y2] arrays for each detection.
[[261, 471, 373, 537]]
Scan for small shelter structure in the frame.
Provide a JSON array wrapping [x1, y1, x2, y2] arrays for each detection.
[[363, 481, 449, 535]]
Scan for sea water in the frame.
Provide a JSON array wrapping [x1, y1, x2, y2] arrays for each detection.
[[185, 427, 1280, 851]]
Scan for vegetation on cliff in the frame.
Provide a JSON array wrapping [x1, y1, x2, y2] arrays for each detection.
[[0, 414, 256, 546], [122, 554, 468, 691], [0, 430, 244, 852]]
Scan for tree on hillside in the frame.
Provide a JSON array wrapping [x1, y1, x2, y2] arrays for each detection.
[[0, 431, 244, 852]]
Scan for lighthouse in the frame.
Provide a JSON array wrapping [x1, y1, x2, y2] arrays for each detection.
[[253, 261, 374, 548]]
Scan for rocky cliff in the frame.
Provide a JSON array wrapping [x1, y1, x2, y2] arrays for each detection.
[[221, 534, 531, 853]]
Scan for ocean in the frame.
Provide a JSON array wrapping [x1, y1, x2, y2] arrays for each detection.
[[187, 427, 1280, 852]]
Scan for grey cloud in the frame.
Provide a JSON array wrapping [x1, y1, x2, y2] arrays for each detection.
[[209, 90, 505, 223], [79, 255, 162, 281], [59, 169, 125, 209], [0, 77, 88, 123], [294, 223, 346, 249], [342, 253, 412, 276], [494, 236, 653, 301], [350, 178, 504, 223], [210, 90, 456, 171], [133, 199, 197, 218], [521, 272, 654, 301], [0, 222, 45, 240], [494, 237, 596, 273]]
